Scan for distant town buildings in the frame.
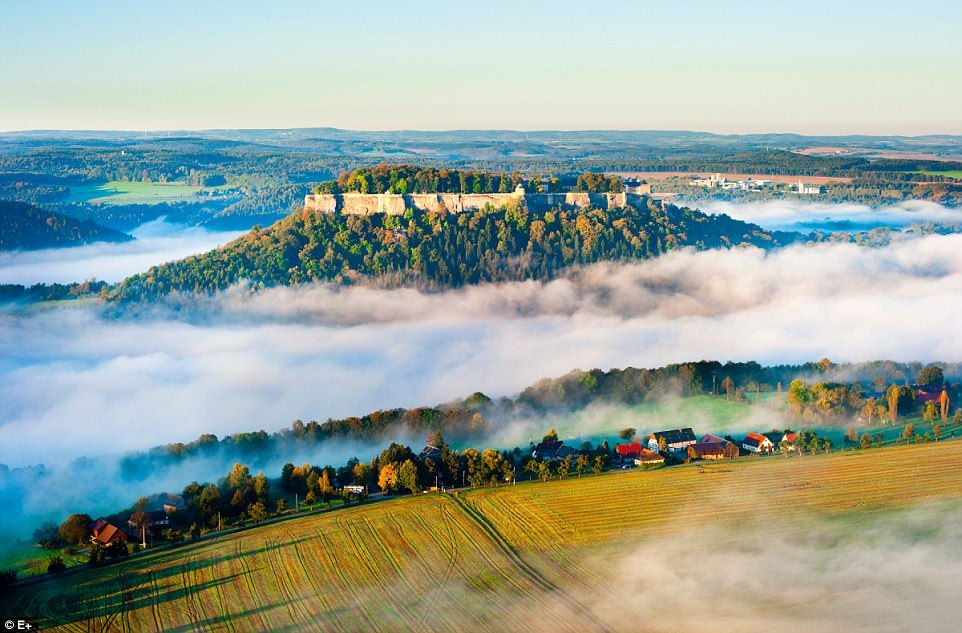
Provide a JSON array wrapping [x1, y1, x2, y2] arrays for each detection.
[[688, 173, 826, 195]]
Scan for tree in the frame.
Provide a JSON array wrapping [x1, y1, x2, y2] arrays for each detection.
[[923, 401, 939, 424], [845, 427, 858, 447], [934, 424, 944, 441], [58, 514, 93, 546], [537, 461, 554, 482], [917, 366, 944, 387], [353, 462, 374, 491], [558, 455, 573, 479], [721, 376, 735, 400], [576, 454, 589, 478], [248, 501, 268, 524], [859, 433, 873, 449], [619, 427, 636, 441], [129, 497, 150, 547], [592, 456, 605, 475], [542, 428, 559, 442], [902, 423, 915, 443], [940, 389, 951, 422], [378, 463, 398, 493], [397, 459, 420, 495], [657, 436, 668, 452], [954, 410, 962, 426]]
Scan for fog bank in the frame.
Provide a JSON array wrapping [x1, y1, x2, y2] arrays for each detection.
[[4, 233, 962, 469], [0, 218, 244, 284], [697, 199, 962, 231]]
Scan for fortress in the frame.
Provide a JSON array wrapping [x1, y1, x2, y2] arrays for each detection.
[[303, 185, 651, 216]]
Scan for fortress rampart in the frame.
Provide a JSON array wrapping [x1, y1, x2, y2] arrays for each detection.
[[303, 189, 647, 215]]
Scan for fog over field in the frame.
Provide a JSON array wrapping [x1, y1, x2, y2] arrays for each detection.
[[698, 199, 962, 232], [5, 230, 962, 470], [0, 218, 244, 284], [4, 204, 962, 537]]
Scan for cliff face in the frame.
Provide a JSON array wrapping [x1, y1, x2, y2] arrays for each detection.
[[303, 191, 643, 215]]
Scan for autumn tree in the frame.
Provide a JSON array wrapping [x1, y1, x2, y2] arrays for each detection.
[[902, 423, 915, 443], [619, 427, 636, 441], [721, 376, 735, 400], [860, 433, 873, 449], [917, 366, 944, 387], [576, 454, 589, 477], [58, 514, 93, 546], [378, 463, 398, 493]]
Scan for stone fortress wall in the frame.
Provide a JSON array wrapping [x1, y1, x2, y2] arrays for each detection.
[[304, 187, 650, 216]]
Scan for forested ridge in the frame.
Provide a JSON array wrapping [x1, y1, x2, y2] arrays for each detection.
[[0, 200, 131, 251], [110, 198, 793, 300]]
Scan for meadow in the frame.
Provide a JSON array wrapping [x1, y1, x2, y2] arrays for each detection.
[[66, 181, 203, 206], [4, 439, 962, 632], [919, 170, 962, 180]]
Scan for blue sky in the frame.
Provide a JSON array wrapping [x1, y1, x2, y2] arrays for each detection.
[[1, 0, 960, 134]]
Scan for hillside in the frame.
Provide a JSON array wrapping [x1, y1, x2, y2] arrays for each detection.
[[0, 200, 131, 251], [110, 199, 794, 300], [5, 440, 962, 632]]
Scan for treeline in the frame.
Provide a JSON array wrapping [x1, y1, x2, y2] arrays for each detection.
[[785, 365, 960, 425], [0, 281, 111, 302], [0, 200, 132, 251], [110, 200, 790, 301], [315, 164, 563, 195]]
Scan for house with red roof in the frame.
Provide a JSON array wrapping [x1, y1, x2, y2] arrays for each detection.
[[90, 519, 128, 546], [615, 442, 643, 461], [742, 432, 775, 454]]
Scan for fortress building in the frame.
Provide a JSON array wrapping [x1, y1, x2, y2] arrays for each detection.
[[304, 185, 650, 216]]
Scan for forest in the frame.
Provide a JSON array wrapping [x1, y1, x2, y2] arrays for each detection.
[[0, 200, 131, 250], [109, 199, 791, 300]]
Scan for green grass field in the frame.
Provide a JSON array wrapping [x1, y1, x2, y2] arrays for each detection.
[[918, 170, 962, 180], [66, 181, 202, 205], [5, 440, 962, 632]]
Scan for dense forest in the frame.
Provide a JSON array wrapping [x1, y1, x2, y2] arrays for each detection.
[[109, 199, 792, 300], [0, 200, 131, 251], [314, 165, 625, 195]]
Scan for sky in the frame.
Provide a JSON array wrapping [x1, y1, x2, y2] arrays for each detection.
[[1, 0, 960, 135]]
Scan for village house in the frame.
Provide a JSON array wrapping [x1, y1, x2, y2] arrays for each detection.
[[615, 442, 643, 462], [90, 519, 128, 546], [742, 432, 775, 454], [647, 428, 697, 454], [634, 449, 666, 467], [532, 440, 579, 461], [687, 434, 738, 460]]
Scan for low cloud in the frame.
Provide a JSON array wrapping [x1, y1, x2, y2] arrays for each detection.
[[697, 199, 962, 231], [0, 218, 244, 284], [5, 232, 962, 470]]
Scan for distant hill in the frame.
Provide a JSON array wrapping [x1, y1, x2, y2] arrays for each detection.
[[0, 200, 132, 251], [111, 198, 796, 301]]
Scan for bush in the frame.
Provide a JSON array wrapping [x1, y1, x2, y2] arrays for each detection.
[[47, 556, 66, 574]]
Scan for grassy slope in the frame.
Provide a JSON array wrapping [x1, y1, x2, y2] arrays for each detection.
[[67, 181, 203, 206], [4, 440, 962, 632]]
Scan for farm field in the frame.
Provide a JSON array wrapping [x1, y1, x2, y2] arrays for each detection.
[[66, 181, 203, 205], [918, 170, 962, 180], [5, 440, 962, 632]]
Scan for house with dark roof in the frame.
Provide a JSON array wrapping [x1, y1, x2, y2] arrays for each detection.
[[687, 439, 738, 460], [90, 519, 128, 546], [742, 432, 775, 454], [419, 444, 442, 462], [647, 428, 697, 453], [532, 440, 579, 461]]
